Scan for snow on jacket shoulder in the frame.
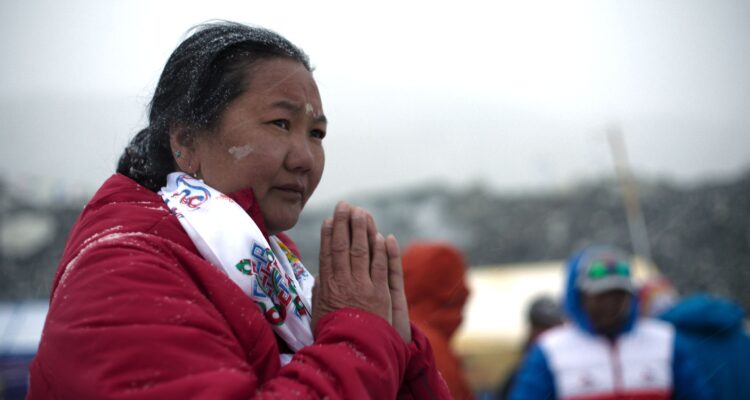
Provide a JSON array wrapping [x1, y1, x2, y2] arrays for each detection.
[[28, 173, 450, 399]]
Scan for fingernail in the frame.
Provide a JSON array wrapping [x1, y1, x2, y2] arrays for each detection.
[[387, 235, 401, 252], [336, 201, 350, 212]]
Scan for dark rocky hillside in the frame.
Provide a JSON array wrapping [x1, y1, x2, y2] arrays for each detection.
[[289, 171, 750, 312]]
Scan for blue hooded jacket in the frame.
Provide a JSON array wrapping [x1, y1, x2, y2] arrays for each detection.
[[659, 294, 750, 400], [508, 246, 711, 400]]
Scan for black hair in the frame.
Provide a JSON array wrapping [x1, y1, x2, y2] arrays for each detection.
[[117, 21, 311, 191]]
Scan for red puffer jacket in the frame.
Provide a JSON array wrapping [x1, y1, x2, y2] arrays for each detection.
[[28, 174, 450, 399]]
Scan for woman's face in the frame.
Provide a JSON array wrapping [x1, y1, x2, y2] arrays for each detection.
[[189, 58, 326, 234]]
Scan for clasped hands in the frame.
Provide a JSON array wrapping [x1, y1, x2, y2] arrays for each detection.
[[312, 201, 411, 343]]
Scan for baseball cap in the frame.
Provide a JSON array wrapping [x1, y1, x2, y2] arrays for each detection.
[[576, 246, 634, 295]]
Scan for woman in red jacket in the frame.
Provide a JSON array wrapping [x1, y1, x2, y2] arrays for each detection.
[[28, 21, 449, 399]]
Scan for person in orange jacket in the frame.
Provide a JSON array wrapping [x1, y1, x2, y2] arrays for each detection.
[[403, 241, 475, 400]]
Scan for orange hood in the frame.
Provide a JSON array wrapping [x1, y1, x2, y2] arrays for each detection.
[[403, 241, 470, 339]]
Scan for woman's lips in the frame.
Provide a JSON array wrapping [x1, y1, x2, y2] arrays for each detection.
[[273, 184, 304, 200]]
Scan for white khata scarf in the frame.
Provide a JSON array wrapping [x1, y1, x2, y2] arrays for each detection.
[[159, 172, 314, 360]]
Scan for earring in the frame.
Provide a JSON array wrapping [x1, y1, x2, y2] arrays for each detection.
[[174, 150, 182, 158]]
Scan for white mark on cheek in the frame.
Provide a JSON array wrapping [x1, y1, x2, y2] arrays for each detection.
[[228, 144, 254, 161]]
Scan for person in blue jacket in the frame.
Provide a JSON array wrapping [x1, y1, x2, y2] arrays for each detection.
[[640, 277, 750, 400], [508, 245, 711, 400]]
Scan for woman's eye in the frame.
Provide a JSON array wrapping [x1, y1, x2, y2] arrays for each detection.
[[310, 129, 326, 139], [271, 119, 290, 130]]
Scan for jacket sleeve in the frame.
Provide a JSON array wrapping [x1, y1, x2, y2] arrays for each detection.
[[28, 236, 411, 400], [671, 333, 712, 400], [507, 344, 556, 400], [396, 322, 453, 399]]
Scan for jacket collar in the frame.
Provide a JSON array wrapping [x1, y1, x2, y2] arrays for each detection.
[[106, 174, 272, 240], [225, 187, 270, 240]]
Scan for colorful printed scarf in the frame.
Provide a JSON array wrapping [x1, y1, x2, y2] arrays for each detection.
[[159, 172, 314, 360]]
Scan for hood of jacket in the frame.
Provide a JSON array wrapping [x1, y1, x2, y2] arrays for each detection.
[[402, 242, 470, 339], [563, 245, 638, 336], [660, 293, 746, 335]]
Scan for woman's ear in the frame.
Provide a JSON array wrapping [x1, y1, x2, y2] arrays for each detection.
[[169, 125, 200, 175]]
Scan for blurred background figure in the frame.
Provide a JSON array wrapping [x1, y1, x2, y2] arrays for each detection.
[[639, 276, 750, 400], [523, 296, 565, 349], [509, 245, 710, 400], [403, 241, 474, 400], [495, 295, 563, 400], [637, 276, 679, 318]]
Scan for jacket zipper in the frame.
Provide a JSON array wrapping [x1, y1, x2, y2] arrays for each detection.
[[609, 340, 624, 399]]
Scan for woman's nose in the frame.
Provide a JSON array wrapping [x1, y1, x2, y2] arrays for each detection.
[[285, 134, 314, 172]]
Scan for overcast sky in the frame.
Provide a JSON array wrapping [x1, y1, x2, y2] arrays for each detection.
[[2, 0, 749, 206]]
